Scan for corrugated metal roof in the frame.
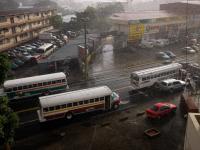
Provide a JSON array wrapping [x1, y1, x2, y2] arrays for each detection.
[[110, 11, 178, 22], [0, 7, 55, 16], [39, 86, 112, 108]]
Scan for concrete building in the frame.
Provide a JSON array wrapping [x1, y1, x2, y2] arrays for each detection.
[[184, 113, 200, 150], [0, 8, 56, 52], [110, 1, 200, 47]]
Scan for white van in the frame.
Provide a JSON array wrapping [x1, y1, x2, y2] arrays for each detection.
[[139, 40, 154, 48]]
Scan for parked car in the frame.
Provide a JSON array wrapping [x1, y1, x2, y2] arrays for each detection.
[[67, 31, 76, 38], [139, 40, 154, 48], [156, 79, 186, 93], [191, 45, 199, 52], [146, 102, 177, 119], [11, 62, 19, 70], [22, 52, 32, 61], [156, 52, 171, 60], [182, 47, 196, 54], [13, 58, 24, 66], [164, 51, 176, 58]]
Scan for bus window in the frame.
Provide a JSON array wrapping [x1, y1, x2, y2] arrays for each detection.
[[47, 81, 51, 85], [79, 101, 83, 105], [49, 107, 54, 111], [100, 97, 104, 101], [43, 82, 47, 86], [56, 80, 61, 83], [95, 98, 99, 102], [84, 100, 89, 104], [62, 79, 66, 82], [33, 84, 37, 87], [28, 85, 32, 88], [5, 88, 12, 92], [13, 87, 17, 91], [18, 86, 22, 90], [43, 108, 48, 112], [23, 85, 28, 89], [38, 83, 42, 87], [52, 81, 56, 84], [90, 99, 94, 103], [73, 102, 78, 106], [61, 104, 66, 108], [55, 105, 60, 110], [67, 103, 72, 107]]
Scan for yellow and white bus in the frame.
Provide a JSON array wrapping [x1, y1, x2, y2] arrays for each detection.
[[37, 86, 120, 122], [3, 72, 68, 100], [130, 63, 182, 90], [37, 43, 54, 58]]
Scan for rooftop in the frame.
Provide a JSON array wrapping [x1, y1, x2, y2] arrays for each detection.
[[0, 7, 56, 16], [110, 10, 178, 22], [181, 0, 200, 5]]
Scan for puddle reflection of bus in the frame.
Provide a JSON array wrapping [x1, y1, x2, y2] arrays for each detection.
[[37, 86, 120, 122], [3, 72, 68, 101]]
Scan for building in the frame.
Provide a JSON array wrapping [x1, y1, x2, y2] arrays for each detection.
[[0, 8, 56, 52], [110, 1, 200, 47], [184, 113, 200, 150]]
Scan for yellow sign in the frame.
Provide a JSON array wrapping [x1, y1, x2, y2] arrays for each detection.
[[128, 24, 145, 42]]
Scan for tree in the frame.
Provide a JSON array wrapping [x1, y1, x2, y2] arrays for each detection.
[[0, 96, 19, 150], [50, 15, 63, 29], [0, 54, 11, 85]]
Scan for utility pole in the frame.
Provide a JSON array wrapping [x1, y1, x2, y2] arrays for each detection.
[[84, 21, 88, 79], [81, 18, 89, 80]]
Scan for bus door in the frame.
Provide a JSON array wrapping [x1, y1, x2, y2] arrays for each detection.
[[105, 95, 110, 110]]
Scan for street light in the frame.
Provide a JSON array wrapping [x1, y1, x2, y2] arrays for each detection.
[[81, 17, 89, 80]]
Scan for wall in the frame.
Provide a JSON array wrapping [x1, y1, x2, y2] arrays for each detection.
[[184, 113, 200, 150]]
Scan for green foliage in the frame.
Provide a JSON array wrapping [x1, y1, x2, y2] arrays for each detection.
[[0, 53, 11, 85], [50, 15, 63, 29], [65, 3, 124, 32], [0, 96, 19, 145]]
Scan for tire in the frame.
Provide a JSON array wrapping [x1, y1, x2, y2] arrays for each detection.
[[65, 112, 73, 120], [172, 108, 177, 114], [113, 103, 119, 110], [169, 89, 173, 94]]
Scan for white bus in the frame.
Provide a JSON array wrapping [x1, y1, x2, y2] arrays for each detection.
[[130, 63, 182, 90], [3, 72, 68, 100], [37, 86, 120, 122], [37, 43, 54, 58]]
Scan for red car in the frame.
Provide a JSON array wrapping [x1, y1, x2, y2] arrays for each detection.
[[146, 102, 177, 119]]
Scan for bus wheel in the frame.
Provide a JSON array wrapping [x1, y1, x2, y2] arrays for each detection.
[[113, 103, 119, 110], [65, 112, 73, 120]]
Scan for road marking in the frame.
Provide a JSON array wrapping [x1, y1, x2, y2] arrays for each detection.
[[114, 85, 132, 91], [20, 119, 38, 126], [16, 107, 39, 114]]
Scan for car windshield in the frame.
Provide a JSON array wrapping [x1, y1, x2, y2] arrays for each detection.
[[150, 105, 159, 111]]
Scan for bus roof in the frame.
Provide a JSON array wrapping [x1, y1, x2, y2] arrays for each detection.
[[4, 72, 66, 89], [38, 43, 53, 49], [39, 86, 112, 108], [131, 63, 182, 77]]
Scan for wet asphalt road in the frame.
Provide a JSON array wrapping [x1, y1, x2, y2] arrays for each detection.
[[10, 36, 199, 149]]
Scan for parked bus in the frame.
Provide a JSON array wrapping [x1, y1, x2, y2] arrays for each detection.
[[37, 43, 54, 58], [3, 72, 68, 100], [130, 63, 182, 90], [37, 86, 120, 122]]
